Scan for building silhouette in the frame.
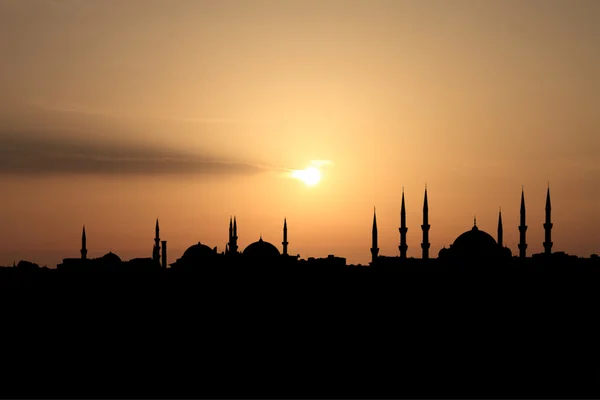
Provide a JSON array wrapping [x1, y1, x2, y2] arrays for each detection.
[[371, 185, 582, 267], [171, 218, 301, 270], [31, 183, 597, 271], [57, 222, 166, 271]]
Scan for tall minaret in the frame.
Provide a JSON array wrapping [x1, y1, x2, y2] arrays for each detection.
[[518, 187, 528, 258], [80, 225, 87, 260], [399, 188, 408, 259], [371, 207, 379, 265], [282, 218, 288, 256], [497, 207, 503, 248], [421, 186, 430, 260], [227, 216, 233, 254], [153, 219, 161, 262], [543, 184, 553, 255]]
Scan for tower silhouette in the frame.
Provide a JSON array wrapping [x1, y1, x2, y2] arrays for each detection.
[[497, 208, 503, 248], [228, 216, 238, 254], [421, 186, 430, 259], [371, 207, 379, 265], [153, 219, 161, 262], [399, 188, 408, 259], [543, 184, 553, 255], [80, 226, 87, 260], [282, 218, 288, 256], [228, 217, 233, 254], [161, 240, 167, 269], [518, 188, 528, 258]]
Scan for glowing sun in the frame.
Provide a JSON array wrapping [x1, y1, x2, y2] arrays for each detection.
[[292, 166, 321, 186]]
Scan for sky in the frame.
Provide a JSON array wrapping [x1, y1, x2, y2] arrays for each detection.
[[0, 0, 598, 266]]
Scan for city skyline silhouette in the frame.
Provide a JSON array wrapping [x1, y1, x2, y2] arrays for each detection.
[[1, 1, 599, 398], [2, 183, 597, 269]]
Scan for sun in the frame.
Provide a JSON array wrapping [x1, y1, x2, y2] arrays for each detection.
[[292, 166, 321, 186]]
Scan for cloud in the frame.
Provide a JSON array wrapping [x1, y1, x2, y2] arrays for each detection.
[[26, 99, 256, 126], [0, 132, 266, 176]]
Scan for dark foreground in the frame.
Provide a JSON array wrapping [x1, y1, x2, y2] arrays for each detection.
[[1, 264, 599, 399]]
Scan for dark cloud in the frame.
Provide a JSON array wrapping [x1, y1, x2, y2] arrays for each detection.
[[0, 132, 265, 176]]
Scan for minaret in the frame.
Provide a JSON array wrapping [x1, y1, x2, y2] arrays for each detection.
[[399, 188, 408, 259], [497, 207, 503, 248], [229, 216, 238, 254], [227, 216, 233, 254], [421, 186, 430, 260], [543, 184, 553, 255], [161, 240, 167, 269], [518, 187, 528, 258], [371, 207, 379, 265], [282, 218, 288, 256], [80, 225, 87, 260], [153, 219, 161, 262]]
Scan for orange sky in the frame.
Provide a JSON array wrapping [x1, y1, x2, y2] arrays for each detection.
[[0, 0, 598, 266]]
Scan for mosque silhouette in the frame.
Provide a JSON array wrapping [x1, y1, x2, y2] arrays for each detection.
[[48, 184, 598, 272], [372, 185, 576, 268]]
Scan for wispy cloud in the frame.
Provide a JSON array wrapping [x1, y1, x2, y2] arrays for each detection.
[[0, 132, 267, 176], [27, 99, 255, 126]]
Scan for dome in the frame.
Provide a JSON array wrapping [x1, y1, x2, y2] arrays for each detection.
[[440, 223, 506, 260], [181, 242, 216, 260], [101, 251, 121, 263], [452, 225, 498, 250], [243, 237, 281, 257]]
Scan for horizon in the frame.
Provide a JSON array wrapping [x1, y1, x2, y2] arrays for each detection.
[[2, 183, 597, 267], [1, 0, 598, 267]]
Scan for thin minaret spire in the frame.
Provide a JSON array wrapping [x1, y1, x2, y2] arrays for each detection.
[[153, 219, 161, 262], [81, 225, 87, 260], [421, 186, 430, 259], [282, 218, 288, 256], [498, 207, 503, 248], [518, 187, 528, 258], [399, 188, 408, 259], [543, 184, 553, 255], [371, 207, 379, 265]]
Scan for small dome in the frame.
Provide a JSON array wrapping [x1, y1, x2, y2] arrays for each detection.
[[181, 242, 216, 260], [101, 251, 121, 263], [243, 237, 281, 257]]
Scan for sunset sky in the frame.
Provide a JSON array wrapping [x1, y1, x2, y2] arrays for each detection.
[[0, 0, 598, 266]]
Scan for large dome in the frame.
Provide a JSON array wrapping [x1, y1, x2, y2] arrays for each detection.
[[439, 224, 507, 260], [182, 242, 216, 260], [453, 225, 498, 250], [243, 237, 281, 257], [101, 251, 121, 263]]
